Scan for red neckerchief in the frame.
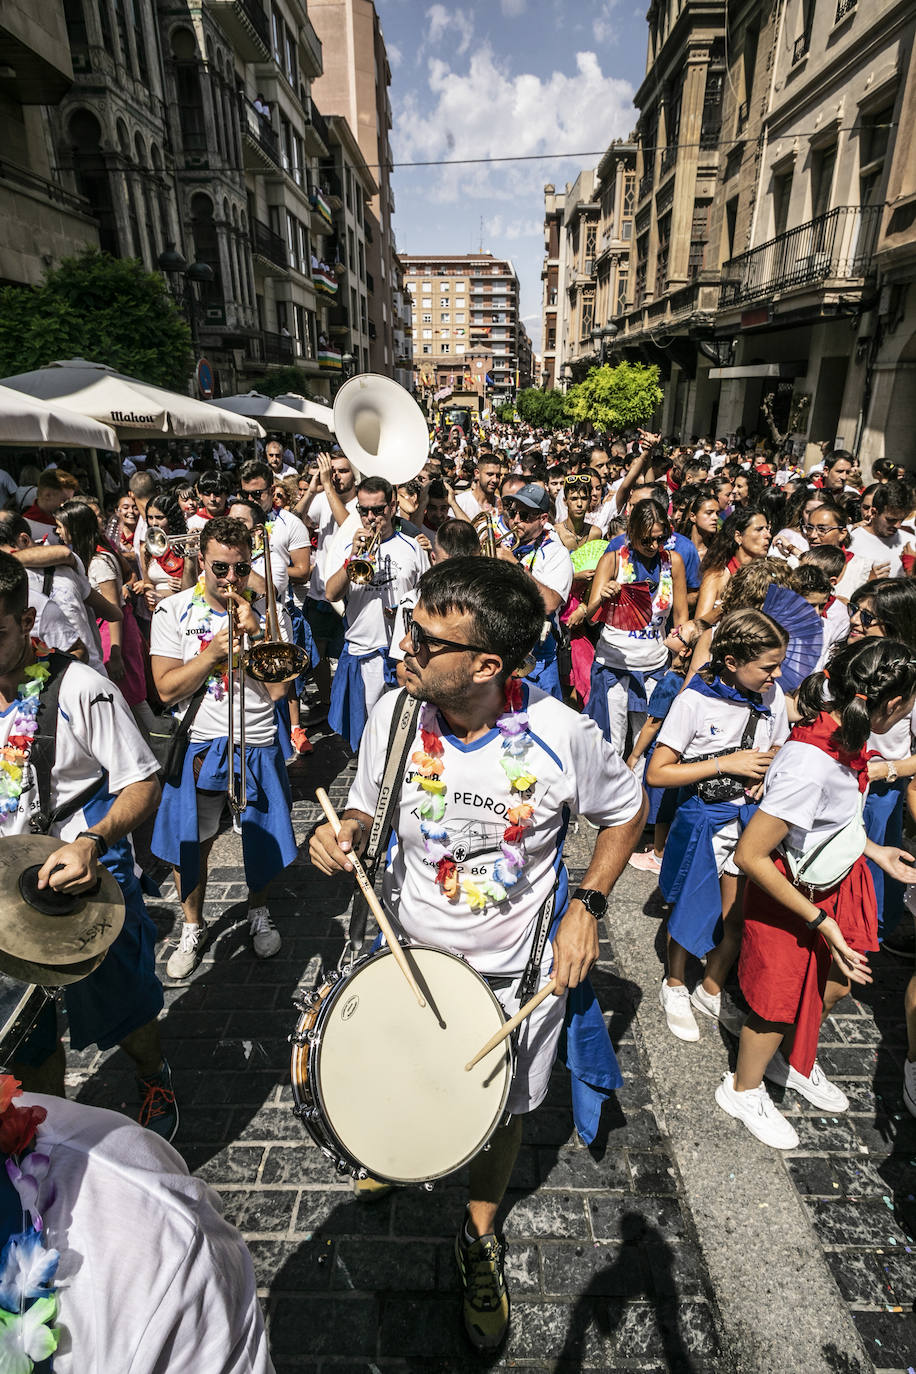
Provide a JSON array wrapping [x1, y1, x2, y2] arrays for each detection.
[[822, 595, 836, 616], [23, 505, 54, 526], [843, 549, 854, 564], [195, 508, 211, 521], [790, 711, 869, 793], [156, 548, 184, 577], [726, 555, 741, 575]]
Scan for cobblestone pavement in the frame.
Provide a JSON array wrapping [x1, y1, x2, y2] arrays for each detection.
[[61, 735, 916, 1371]]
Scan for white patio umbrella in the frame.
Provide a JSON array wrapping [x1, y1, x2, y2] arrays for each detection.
[[211, 390, 332, 440], [274, 393, 336, 440], [0, 384, 118, 451], [0, 358, 265, 442]]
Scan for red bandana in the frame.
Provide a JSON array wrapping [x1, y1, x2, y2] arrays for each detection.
[[790, 711, 869, 792], [726, 555, 741, 575]]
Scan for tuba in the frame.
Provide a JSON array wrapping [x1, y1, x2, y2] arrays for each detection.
[[246, 524, 311, 684], [332, 374, 429, 484]]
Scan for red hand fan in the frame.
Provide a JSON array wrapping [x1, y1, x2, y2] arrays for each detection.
[[589, 581, 654, 631]]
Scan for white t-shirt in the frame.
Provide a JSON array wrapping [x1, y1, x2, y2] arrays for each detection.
[[387, 588, 419, 662], [336, 529, 429, 654], [515, 533, 573, 603], [30, 589, 81, 653], [593, 550, 675, 674], [455, 488, 493, 521], [868, 701, 916, 761], [250, 508, 309, 598], [89, 549, 122, 603], [847, 525, 907, 578], [21, 1094, 273, 1374], [27, 565, 105, 673], [657, 678, 790, 805], [150, 586, 289, 746], [817, 597, 850, 670], [759, 740, 861, 854], [834, 550, 877, 602], [305, 491, 357, 600], [186, 512, 209, 534], [0, 659, 158, 839], [348, 684, 644, 973]]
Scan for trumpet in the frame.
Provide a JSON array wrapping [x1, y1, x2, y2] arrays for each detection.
[[346, 528, 381, 585], [144, 528, 199, 559], [246, 523, 310, 684]]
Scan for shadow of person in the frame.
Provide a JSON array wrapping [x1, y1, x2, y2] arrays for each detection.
[[557, 1214, 701, 1372]]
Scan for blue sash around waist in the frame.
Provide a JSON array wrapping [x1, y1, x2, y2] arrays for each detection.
[[659, 793, 757, 957]]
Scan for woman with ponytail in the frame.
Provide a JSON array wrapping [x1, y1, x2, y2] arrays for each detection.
[[646, 609, 790, 1042], [720, 639, 916, 1148]]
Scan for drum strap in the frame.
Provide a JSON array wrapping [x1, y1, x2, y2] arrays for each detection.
[[343, 689, 421, 961], [517, 883, 559, 1007]]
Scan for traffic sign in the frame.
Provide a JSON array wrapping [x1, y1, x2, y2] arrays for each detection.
[[196, 357, 214, 399]]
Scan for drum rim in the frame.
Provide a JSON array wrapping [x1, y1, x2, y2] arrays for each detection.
[[292, 943, 515, 1184]]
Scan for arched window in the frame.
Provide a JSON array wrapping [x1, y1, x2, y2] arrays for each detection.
[[171, 29, 206, 154], [131, 0, 148, 81], [68, 109, 119, 255], [97, 0, 114, 54], [190, 192, 223, 312]]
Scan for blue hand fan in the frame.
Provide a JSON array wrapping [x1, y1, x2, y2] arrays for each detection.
[[762, 585, 823, 692]]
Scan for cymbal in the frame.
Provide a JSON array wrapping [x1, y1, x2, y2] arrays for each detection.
[[0, 946, 106, 988], [0, 835, 125, 967]]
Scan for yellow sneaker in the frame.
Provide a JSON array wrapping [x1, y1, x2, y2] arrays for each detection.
[[351, 1175, 394, 1202], [454, 1217, 510, 1351]]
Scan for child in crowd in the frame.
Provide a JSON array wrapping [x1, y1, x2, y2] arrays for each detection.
[[646, 610, 790, 1042], [626, 618, 708, 873], [797, 545, 850, 668], [721, 638, 916, 1147]]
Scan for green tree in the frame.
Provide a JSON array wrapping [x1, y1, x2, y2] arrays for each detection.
[[515, 387, 569, 430], [244, 366, 322, 399], [564, 361, 663, 433], [0, 249, 192, 390], [494, 402, 517, 423]]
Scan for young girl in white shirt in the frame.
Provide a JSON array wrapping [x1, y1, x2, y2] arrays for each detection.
[[719, 638, 916, 1148], [646, 610, 790, 1043]]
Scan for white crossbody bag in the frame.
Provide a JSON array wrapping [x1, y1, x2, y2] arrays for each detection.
[[779, 794, 867, 895]]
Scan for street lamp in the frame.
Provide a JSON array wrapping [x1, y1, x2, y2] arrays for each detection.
[[157, 243, 215, 358], [561, 363, 573, 393], [340, 351, 357, 378]]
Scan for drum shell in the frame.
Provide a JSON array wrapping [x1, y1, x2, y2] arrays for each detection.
[[291, 945, 514, 1184]]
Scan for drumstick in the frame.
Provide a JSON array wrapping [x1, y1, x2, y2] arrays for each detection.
[[315, 788, 425, 1009], [464, 978, 557, 1071]]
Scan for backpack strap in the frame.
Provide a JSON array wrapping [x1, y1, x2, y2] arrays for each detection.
[[28, 652, 108, 834], [41, 568, 54, 597]]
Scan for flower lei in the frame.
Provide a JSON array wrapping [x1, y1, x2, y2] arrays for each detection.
[[413, 679, 537, 911], [189, 580, 255, 701], [618, 542, 673, 616], [0, 1076, 59, 1373], [0, 645, 52, 829]]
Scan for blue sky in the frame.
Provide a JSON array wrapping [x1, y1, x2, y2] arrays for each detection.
[[377, 0, 649, 358]]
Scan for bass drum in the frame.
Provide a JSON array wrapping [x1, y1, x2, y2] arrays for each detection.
[[0, 979, 50, 1069], [291, 945, 513, 1184]]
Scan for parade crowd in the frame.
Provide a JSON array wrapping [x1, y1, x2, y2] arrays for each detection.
[[0, 413, 915, 1363]]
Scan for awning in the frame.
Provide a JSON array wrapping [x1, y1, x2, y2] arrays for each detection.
[[708, 363, 807, 380]]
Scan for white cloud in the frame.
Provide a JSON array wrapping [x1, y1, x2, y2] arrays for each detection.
[[593, 0, 622, 45], [388, 42, 403, 70], [425, 4, 474, 57], [501, 0, 527, 14], [394, 46, 635, 205], [487, 214, 543, 241]]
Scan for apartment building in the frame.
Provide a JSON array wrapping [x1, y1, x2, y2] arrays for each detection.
[[540, 184, 567, 388], [0, 1, 98, 285], [308, 0, 401, 377], [400, 253, 522, 405]]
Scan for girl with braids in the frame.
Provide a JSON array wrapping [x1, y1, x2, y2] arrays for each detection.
[[646, 610, 790, 1042], [139, 493, 196, 609], [694, 508, 772, 625], [721, 639, 916, 1148]]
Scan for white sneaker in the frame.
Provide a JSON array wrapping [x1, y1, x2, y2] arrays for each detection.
[[690, 984, 746, 1037], [763, 1050, 849, 1112], [659, 979, 700, 1041], [902, 1058, 916, 1119], [166, 921, 208, 980], [249, 907, 281, 959], [715, 1072, 800, 1149]]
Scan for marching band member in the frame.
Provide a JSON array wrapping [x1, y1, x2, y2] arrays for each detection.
[[311, 557, 645, 1352], [150, 518, 297, 979], [494, 483, 573, 700]]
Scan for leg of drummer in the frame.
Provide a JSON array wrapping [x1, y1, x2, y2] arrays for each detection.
[[456, 1116, 522, 1351], [467, 1115, 523, 1238]]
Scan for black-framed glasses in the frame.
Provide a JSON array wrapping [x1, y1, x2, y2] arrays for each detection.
[[848, 602, 879, 629], [208, 560, 251, 578], [243, 486, 270, 500], [404, 609, 490, 659], [357, 503, 388, 518]]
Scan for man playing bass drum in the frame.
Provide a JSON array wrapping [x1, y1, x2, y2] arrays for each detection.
[[311, 557, 646, 1352]]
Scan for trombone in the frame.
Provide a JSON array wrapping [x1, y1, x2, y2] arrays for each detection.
[[472, 514, 514, 556], [226, 597, 247, 819], [346, 528, 381, 585], [144, 528, 199, 558]]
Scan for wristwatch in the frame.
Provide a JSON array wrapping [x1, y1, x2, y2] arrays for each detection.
[[572, 887, 608, 919], [77, 831, 106, 858]]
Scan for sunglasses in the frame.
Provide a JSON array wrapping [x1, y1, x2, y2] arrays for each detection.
[[564, 474, 591, 489], [404, 609, 489, 659], [357, 504, 388, 518], [207, 560, 251, 578], [848, 602, 879, 629]]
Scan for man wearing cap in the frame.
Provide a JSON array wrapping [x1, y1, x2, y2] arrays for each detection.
[[496, 483, 573, 699]]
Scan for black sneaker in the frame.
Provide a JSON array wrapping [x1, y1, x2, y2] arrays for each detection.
[[454, 1214, 510, 1351], [137, 1058, 179, 1143]]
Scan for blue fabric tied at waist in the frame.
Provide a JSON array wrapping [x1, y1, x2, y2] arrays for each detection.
[[585, 661, 647, 739], [328, 643, 397, 751], [659, 793, 757, 958], [152, 736, 296, 901]]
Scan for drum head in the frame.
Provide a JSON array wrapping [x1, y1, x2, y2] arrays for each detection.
[[316, 947, 512, 1184]]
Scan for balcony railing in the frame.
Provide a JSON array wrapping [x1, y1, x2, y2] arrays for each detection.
[[792, 31, 810, 63], [835, 0, 856, 20], [660, 144, 678, 175], [718, 205, 881, 308], [247, 330, 294, 365], [638, 171, 654, 201], [238, 94, 280, 165], [305, 99, 329, 150], [251, 217, 288, 270]]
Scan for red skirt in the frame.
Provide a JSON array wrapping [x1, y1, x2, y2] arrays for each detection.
[[739, 854, 877, 1077]]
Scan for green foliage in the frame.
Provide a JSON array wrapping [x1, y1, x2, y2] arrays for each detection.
[[244, 366, 321, 399], [0, 249, 192, 390], [564, 361, 663, 433], [514, 387, 569, 430], [494, 402, 517, 423]]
